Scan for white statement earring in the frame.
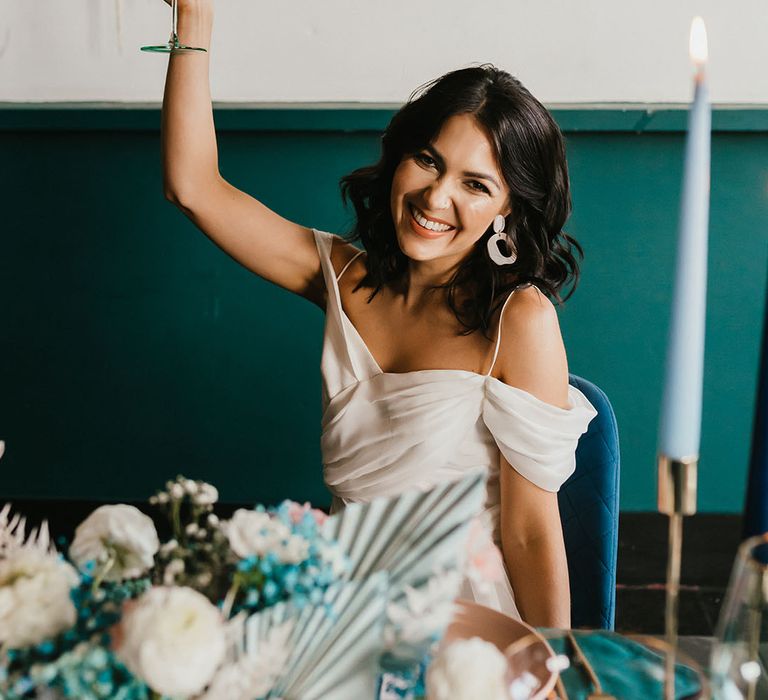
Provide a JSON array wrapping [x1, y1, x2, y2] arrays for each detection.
[[487, 214, 517, 265]]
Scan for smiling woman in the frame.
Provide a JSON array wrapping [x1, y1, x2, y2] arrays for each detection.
[[340, 65, 584, 339], [159, 0, 596, 629]]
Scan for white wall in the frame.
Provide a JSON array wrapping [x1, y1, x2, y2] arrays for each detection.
[[2, 0, 766, 104]]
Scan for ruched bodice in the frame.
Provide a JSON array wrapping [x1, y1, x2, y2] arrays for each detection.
[[314, 228, 597, 616]]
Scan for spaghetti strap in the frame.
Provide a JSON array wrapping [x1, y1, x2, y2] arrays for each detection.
[[336, 250, 364, 282], [485, 287, 523, 377]]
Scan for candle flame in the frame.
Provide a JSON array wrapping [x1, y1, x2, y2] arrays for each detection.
[[689, 17, 708, 68]]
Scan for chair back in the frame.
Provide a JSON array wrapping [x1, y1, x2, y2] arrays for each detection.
[[560, 374, 621, 629]]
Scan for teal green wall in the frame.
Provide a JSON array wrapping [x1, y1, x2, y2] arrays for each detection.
[[1, 106, 766, 511]]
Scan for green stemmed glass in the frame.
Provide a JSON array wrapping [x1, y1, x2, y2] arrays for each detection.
[[141, 0, 207, 54]]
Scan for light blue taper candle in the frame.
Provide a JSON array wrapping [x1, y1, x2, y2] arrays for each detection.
[[659, 18, 711, 460]]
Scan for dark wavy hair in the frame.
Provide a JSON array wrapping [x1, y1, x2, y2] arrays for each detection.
[[339, 63, 584, 338]]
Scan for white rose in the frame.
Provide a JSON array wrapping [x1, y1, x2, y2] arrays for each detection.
[[426, 637, 509, 700], [69, 505, 159, 581], [223, 509, 290, 559], [0, 548, 79, 648], [117, 586, 226, 697]]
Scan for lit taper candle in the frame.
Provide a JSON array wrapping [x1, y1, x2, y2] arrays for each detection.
[[657, 20, 711, 700], [658, 17, 711, 461]]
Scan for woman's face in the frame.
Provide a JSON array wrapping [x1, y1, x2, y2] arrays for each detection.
[[390, 113, 511, 266]]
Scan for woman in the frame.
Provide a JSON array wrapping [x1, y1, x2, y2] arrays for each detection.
[[161, 0, 596, 627]]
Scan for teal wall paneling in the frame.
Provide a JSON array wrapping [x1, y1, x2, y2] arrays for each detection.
[[1, 105, 766, 511]]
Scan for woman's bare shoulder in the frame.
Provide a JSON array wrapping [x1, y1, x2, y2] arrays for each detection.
[[493, 285, 570, 409], [506, 283, 555, 313], [328, 235, 366, 278]]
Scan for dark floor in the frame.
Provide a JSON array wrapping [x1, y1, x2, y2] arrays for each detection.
[[616, 512, 743, 635], [2, 500, 744, 635]]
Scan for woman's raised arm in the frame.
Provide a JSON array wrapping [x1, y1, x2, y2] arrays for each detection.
[[160, 0, 330, 306]]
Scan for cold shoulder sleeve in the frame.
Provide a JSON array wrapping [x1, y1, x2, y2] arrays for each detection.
[[481, 378, 598, 492]]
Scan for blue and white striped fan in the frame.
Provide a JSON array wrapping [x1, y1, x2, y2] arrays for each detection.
[[236, 472, 488, 700], [245, 574, 389, 700], [323, 470, 487, 589]]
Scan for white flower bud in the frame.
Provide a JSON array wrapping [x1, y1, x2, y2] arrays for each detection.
[[163, 558, 185, 586], [160, 539, 178, 556], [170, 483, 185, 500], [196, 484, 219, 506]]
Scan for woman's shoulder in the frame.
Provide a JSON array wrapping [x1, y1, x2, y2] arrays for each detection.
[[504, 283, 554, 314], [493, 284, 559, 346], [492, 285, 570, 410], [327, 233, 366, 279]]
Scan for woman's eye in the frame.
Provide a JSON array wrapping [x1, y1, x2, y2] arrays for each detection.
[[469, 181, 490, 194], [415, 153, 436, 167]]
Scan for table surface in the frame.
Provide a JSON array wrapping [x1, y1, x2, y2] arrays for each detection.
[[540, 633, 768, 698]]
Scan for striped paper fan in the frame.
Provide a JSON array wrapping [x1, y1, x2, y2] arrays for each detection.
[[322, 470, 487, 589], [244, 573, 389, 700], [236, 473, 488, 699]]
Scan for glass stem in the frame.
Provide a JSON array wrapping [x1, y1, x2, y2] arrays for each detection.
[[171, 0, 179, 47], [746, 573, 763, 700]]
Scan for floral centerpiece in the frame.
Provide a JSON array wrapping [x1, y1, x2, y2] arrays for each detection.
[[0, 468, 490, 700], [0, 476, 345, 699]]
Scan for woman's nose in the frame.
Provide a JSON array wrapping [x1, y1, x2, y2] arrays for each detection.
[[423, 178, 452, 211]]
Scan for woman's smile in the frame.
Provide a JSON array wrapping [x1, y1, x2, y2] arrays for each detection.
[[407, 202, 457, 239]]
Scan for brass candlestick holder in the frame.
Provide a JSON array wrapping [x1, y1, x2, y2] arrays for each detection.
[[657, 454, 698, 700]]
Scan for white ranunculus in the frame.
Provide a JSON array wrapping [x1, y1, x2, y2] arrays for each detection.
[[426, 637, 509, 700], [0, 547, 79, 648], [223, 509, 290, 559], [116, 586, 226, 697], [69, 504, 159, 581]]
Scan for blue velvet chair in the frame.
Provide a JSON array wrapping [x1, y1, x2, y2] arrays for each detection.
[[560, 374, 621, 629]]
